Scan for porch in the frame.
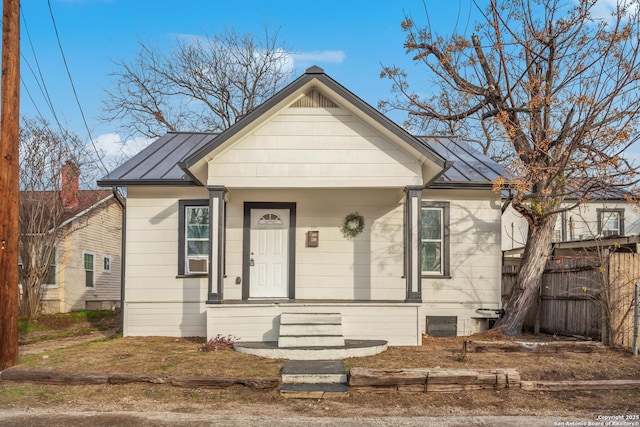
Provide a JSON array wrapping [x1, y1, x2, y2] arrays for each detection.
[[206, 301, 423, 346]]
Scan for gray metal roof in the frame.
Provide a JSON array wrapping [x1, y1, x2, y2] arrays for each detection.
[[97, 131, 504, 188], [98, 132, 217, 186], [419, 136, 506, 188]]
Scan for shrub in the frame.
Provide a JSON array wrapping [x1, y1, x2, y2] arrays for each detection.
[[200, 334, 238, 352]]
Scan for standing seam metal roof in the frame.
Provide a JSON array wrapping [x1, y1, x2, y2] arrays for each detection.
[[97, 131, 504, 187], [419, 136, 506, 186]]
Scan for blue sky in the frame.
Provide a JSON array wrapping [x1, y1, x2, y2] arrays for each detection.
[[14, 0, 631, 176], [18, 0, 448, 172]]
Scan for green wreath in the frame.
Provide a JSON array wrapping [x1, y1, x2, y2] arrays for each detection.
[[341, 212, 365, 239]]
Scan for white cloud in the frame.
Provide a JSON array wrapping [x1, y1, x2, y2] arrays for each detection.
[[91, 133, 155, 170], [584, 0, 639, 23], [291, 50, 346, 68]]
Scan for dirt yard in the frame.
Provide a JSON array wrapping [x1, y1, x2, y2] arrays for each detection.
[[2, 315, 639, 418]]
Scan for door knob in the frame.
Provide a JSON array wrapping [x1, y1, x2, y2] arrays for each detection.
[[250, 257, 255, 267]]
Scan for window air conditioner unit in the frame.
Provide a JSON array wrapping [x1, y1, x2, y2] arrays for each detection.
[[187, 259, 208, 274]]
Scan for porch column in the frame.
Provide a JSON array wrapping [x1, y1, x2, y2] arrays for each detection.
[[404, 185, 423, 302], [207, 186, 227, 304]]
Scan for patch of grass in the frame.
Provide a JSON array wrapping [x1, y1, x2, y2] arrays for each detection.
[[0, 386, 29, 399], [18, 318, 47, 335], [19, 310, 121, 344], [38, 309, 120, 328]]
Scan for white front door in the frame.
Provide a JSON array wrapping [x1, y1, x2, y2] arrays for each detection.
[[249, 208, 289, 298]]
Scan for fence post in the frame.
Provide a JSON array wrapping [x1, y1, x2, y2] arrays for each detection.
[[633, 283, 638, 357]]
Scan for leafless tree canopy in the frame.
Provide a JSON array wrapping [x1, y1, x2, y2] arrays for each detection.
[[18, 119, 91, 319], [382, 0, 640, 335], [102, 26, 293, 138]]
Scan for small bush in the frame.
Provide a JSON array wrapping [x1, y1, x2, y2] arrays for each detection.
[[200, 334, 239, 352]]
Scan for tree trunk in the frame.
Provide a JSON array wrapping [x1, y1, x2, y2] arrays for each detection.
[[496, 214, 557, 336]]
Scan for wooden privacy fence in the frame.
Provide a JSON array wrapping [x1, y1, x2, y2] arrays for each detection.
[[502, 253, 639, 349]]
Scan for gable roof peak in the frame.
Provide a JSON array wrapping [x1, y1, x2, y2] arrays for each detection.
[[305, 65, 324, 74]]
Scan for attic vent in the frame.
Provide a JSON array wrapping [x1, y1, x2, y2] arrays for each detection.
[[291, 90, 338, 108]]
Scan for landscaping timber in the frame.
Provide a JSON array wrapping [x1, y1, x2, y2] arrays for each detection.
[[108, 373, 168, 384], [463, 340, 606, 353], [0, 369, 108, 385], [0, 369, 279, 390], [348, 367, 520, 393]]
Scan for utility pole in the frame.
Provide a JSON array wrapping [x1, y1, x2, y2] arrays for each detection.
[[0, 0, 20, 370]]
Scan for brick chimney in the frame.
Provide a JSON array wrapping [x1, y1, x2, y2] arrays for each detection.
[[61, 162, 80, 208]]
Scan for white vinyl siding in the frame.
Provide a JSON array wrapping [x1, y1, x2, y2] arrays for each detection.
[[123, 187, 209, 337], [41, 198, 123, 313], [123, 187, 502, 339], [207, 107, 424, 188]]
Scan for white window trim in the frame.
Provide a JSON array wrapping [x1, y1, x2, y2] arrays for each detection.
[[421, 207, 444, 276], [185, 206, 209, 274], [83, 251, 96, 289]]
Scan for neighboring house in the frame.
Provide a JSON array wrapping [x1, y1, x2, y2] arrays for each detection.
[[97, 66, 505, 345], [502, 188, 640, 253], [21, 164, 124, 313]]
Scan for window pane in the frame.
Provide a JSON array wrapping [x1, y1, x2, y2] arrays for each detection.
[[84, 253, 94, 270], [421, 242, 442, 273], [187, 241, 209, 256], [187, 223, 209, 239], [605, 214, 619, 231], [46, 265, 56, 285], [421, 209, 442, 240], [46, 250, 56, 285], [86, 270, 94, 288], [186, 207, 209, 238]]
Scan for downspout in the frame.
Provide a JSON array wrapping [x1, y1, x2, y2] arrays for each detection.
[[112, 187, 126, 334]]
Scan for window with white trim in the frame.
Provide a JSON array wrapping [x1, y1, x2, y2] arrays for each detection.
[[598, 209, 624, 237], [178, 200, 210, 275], [84, 252, 95, 288], [421, 202, 450, 276]]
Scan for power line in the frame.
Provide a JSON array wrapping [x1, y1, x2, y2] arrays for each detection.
[[19, 8, 97, 174], [20, 8, 61, 125], [47, 0, 108, 175]]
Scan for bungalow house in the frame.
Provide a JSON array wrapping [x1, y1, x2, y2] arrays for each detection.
[[97, 66, 505, 345], [21, 164, 124, 313]]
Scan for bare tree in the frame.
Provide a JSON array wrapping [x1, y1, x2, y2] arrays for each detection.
[[18, 119, 91, 319], [382, 0, 640, 335], [102, 26, 293, 138]]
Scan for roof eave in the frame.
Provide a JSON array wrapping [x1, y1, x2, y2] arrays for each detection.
[[429, 182, 497, 190], [97, 179, 200, 187]]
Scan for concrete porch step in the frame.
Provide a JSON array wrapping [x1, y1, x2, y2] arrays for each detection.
[[234, 339, 388, 360], [279, 323, 343, 336], [281, 360, 349, 398], [280, 383, 349, 398], [281, 360, 347, 384], [278, 335, 345, 348], [280, 313, 342, 325]]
